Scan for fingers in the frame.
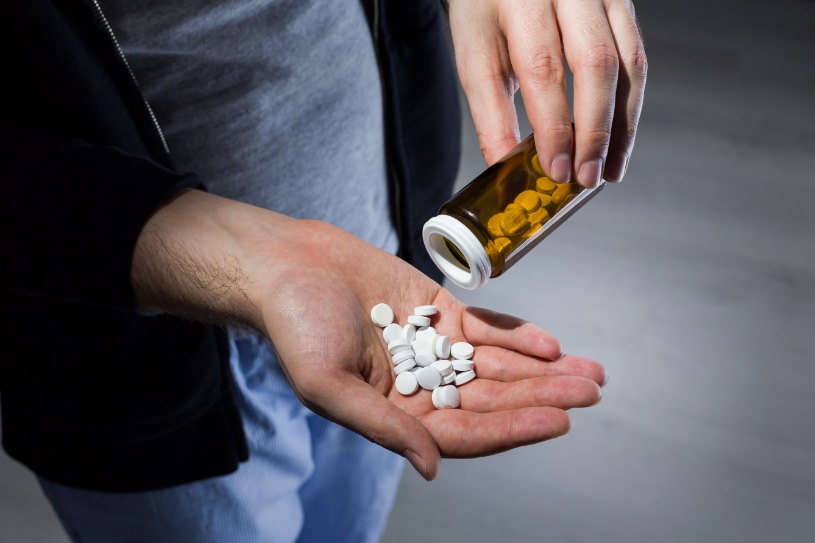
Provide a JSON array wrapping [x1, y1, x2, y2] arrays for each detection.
[[503, 0, 573, 182], [448, 0, 521, 165], [473, 348, 608, 385], [458, 375, 602, 412], [558, 0, 619, 189], [461, 306, 562, 360], [297, 369, 441, 481], [423, 406, 572, 457], [604, 0, 648, 182]]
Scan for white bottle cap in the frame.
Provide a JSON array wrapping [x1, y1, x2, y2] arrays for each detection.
[[422, 215, 492, 290]]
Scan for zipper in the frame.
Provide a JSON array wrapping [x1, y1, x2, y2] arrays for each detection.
[[369, 0, 408, 257], [90, 0, 170, 156]]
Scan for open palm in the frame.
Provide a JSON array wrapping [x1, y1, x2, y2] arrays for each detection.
[[259, 221, 606, 480]]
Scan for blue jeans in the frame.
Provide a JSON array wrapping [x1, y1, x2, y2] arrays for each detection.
[[39, 333, 404, 543]]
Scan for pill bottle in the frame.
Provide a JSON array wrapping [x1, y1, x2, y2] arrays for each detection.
[[422, 134, 606, 289]]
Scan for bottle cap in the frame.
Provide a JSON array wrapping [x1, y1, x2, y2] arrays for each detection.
[[422, 215, 492, 290]]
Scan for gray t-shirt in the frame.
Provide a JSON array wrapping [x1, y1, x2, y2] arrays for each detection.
[[104, 0, 398, 254]]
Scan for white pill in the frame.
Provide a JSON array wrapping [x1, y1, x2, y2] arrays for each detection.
[[394, 358, 416, 375], [392, 349, 415, 364], [395, 370, 419, 395], [432, 360, 453, 376], [409, 365, 422, 374], [432, 387, 444, 409], [414, 351, 436, 367], [371, 303, 394, 327], [411, 335, 434, 356], [413, 305, 438, 316], [407, 315, 431, 327], [387, 339, 411, 355], [383, 323, 402, 344], [451, 341, 474, 360], [442, 371, 456, 385], [454, 369, 476, 386], [433, 335, 451, 359], [452, 359, 475, 372], [417, 366, 442, 390], [442, 385, 461, 408], [401, 324, 417, 343], [433, 385, 460, 409], [415, 326, 437, 340]]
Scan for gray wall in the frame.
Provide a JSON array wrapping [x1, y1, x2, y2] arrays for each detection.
[[2, 0, 813, 541]]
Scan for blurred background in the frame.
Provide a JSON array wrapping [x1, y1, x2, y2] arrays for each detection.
[[2, 0, 813, 541]]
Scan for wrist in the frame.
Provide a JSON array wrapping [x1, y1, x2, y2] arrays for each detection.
[[131, 189, 304, 332]]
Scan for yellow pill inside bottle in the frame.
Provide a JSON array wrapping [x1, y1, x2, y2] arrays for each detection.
[[514, 190, 541, 213], [501, 206, 529, 235], [487, 213, 505, 237], [551, 182, 576, 205], [528, 207, 550, 225], [494, 237, 512, 256], [536, 176, 557, 194]]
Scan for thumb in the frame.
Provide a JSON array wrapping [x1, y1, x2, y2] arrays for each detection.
[[311, 369, 441, 481]]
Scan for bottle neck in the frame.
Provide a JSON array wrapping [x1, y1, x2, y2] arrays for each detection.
[[422, 215, 492, 289]]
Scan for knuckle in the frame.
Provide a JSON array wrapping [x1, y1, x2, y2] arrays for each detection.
[[535, 120, 574, 142], [582, 125, 613, 149], [477, 131, 518, 163], [623, 44, 648, 82], [579, 42, 620, 75], [522, 50, 565, 86]]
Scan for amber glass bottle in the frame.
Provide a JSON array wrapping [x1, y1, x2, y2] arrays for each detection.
[[423, 135, 606, 289]]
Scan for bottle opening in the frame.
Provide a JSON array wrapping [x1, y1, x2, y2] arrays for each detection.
[[444, 238, 470, 270], [422, 215, 492, 290]]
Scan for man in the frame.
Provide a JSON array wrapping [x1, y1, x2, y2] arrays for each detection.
[[1, 0, 645, 541]]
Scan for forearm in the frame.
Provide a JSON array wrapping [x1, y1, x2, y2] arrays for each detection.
[[131, 188, 299, 331]]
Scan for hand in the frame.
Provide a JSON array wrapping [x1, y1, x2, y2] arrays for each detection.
[[448, 0, 648, 187], [133, 190, 607, 480]]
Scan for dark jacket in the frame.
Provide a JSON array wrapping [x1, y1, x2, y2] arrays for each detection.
[[0, 0, 460, 492]]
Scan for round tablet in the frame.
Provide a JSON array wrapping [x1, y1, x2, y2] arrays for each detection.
[[370, 303, 394, 327], [433, 335, 451, 359], [452, 359, 474, 372], [414, 351, 436, 367], [383, 323, 403, 344], [442, 371, 456, 385], [451, 341, 474, 360], [387, 339, 411, 355], [417, 366, 442, 390], [415, 326, 436, 340], [407, 315, 431, 327], [393, 359, 416, 375], [431, 387, 444, 409], [454, 369, 476, 386], [432, 360, 453, 376], [442, 385, 460, 408], [413, 305, 438, 316], [395, 371, 419, 395], [411, 335, 434, 355], [401, 324, 417, 343], [392, 349, 415, 364]]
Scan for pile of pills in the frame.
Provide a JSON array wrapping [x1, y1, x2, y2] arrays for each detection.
[[370, 303, 477, 410]]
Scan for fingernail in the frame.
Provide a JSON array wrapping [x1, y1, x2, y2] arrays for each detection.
[[549, 154, 572, 183], [604, 152, 629, 182], [577, 158, 603, 188], [404, 450, 429, 480]]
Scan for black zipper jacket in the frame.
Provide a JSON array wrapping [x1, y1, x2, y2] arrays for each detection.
[[0, 0, 460, 492]]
